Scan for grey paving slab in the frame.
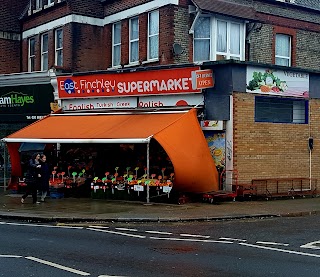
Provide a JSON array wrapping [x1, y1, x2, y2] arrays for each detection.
[[0, 192, 319, 223]]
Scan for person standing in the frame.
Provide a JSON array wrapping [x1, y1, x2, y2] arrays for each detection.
[[21, 153, 41, 204], [39, 154, 50, 202]]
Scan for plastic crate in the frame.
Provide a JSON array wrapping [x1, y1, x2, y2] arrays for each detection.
[[50, 192, 64, 199]]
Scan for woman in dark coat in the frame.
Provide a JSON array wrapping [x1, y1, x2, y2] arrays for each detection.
[[39, 154, 50, 202], [21, 153, 41, 204]]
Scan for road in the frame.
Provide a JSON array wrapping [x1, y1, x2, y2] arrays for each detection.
[[0, 214, 319, 276]]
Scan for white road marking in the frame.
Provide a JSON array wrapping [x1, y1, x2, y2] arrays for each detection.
[[88, 225, 110, 229], [98, 275, 126, 277], [180, 234, 210, 239], [256, 241, 289, 246], [0, 255, 22, 258], [239, 242, 320, 258], [150, 237, 233, 244], [2, 222, 83, 229], [87, 228, 146, 238], [25, 256, 90, 276], [145, 230, 172, 235], [115, 228, 138, 232], [300, 240, 320, 250], [219, 237, 247, 242]]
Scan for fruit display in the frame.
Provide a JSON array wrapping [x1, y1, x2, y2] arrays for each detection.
[[247, 69, 288, 93]]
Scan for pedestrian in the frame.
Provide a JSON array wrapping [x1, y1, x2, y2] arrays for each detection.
[[21, 153, 41, 204], [39, 154, 50, 202]]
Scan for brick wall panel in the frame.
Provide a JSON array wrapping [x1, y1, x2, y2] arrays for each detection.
[[233, 92, 311, 184], [0, 39, 21, 74]]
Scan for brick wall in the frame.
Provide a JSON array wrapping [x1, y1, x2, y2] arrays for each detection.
[[158, 6, 175, 65], [67, 23, 106, 72], [248, 24, 273, 64], [23, 5, 70, 31], [0, 0, 29, 32], [173, 5, 190, 63], [104, 0, 152, 16], [296, 30, 320, 70], [0, 38, 21, 74], [233, 92, 311, 184], [309, 98, 320, 181]]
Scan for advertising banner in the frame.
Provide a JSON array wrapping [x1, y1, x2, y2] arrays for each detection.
[[0, 84, 54, 122], [191, 69, 214, 89], [246, 66, 309, 98], [57, 67, 201, 99], [62, 97, 138, 111], [138, 94, 204, 108]]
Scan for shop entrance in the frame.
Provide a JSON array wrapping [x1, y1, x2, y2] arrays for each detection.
[[54, 140, 175, 202], [3, 109, 219, 201]]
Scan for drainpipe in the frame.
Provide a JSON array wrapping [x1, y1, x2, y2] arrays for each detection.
[[188, 4, 201, 35], [308, 101, 312, 190]]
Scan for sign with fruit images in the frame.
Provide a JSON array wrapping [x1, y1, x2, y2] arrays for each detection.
[[246, 67, 309, 98]]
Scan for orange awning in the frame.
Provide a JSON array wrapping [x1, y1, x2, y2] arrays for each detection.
[[3, 109, 218, 193]]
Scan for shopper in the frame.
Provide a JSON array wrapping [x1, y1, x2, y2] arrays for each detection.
[[39, 154, 50, 202], [21, 153, 41, 204]]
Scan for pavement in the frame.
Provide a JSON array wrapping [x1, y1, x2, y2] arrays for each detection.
[[0, 191, 319, 223]]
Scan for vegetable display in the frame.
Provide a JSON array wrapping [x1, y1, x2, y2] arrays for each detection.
[[247, 69, 288, 93]]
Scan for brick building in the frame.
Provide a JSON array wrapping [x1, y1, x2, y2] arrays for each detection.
[[2, 0, 320, 195]]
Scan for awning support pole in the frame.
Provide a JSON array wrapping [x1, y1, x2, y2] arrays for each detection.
[[3, 144, 6, 192], [146, 142, 150, 203]]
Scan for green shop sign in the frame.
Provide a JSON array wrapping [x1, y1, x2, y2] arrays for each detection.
[[0, 84, 54, 122]]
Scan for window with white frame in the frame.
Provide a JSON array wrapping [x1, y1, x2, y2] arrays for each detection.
[[41, 33, 49, 71], [129, 17, 139, 63], [35, 0, 42, 9], [55, 28, 63, 66], [112, 22, 121, 67], [194, 17, 211, 61], [28, 37, 36, 72], [275, 34, 291, 66], [193, 16, 244, 62], [148, 10, 159, 60]]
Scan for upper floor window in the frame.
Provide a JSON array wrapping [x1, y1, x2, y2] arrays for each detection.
[[194, 17, 210, 61], [193, 16, 244, 62], [129, 17, 139, 64], [275, 34, 291, 66], [28, 37, 36, 72], [35, 0, 42, 9], [148, 10, 159, 61], [41, 33, 49, 71], [55, 28, 63, 66], [112, 22, 121, 67]]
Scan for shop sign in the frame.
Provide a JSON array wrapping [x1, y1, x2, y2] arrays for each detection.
[[57, 67, 201, 99], [134, 185, 144, 192], [163, 186, 172, 193], [138, 94, 204, 108], [191, 69, 214, 89], [201, 120, 224, 130], [62, 97, 138, 111], [0, 84, 54, 122], [246, 66, 309, 98]]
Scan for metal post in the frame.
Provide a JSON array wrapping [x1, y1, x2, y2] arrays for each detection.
[[146, 142, 150, 203], [309, 150, 312, 190], [3, 144, 6, 191]]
